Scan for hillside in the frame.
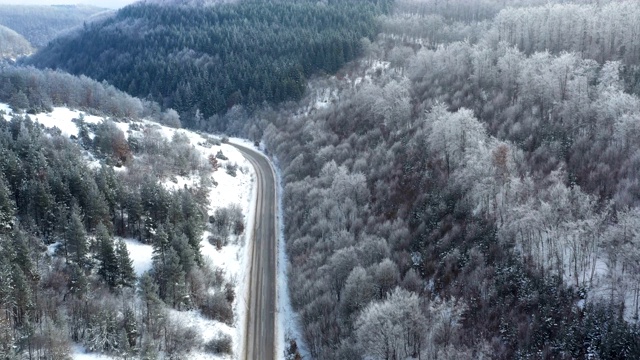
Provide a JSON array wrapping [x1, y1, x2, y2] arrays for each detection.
[[0, 67, 257, 359], [248, 0, 640, 358], [26, 0, 391, 127], [0, 24, 32, 59], [0, 5, 107, 48], [6, 0, 640, 359]]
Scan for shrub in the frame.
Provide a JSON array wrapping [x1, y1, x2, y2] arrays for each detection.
[[225, 163, 237, 177], [215, 150, 228, 160], [200, 292, 234, 325], [204, 333, 233, 355]]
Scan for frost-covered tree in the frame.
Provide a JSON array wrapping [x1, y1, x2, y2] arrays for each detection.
[[355, 288, 426, 360]]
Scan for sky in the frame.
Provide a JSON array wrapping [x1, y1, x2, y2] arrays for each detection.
[[0, 0, 137, 8]]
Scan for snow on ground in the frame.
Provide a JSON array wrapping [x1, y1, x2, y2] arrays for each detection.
[[227, 138, 309, 359], [122, 239, 154, 277], [71, 345, 114, 360], [0, 103, 11, 114], [47, 242, 60, 256], [0, 103, 258, 359], [29, 107, 103, 137], [166, 309, 236, 360], [270, 156, 310, 360]]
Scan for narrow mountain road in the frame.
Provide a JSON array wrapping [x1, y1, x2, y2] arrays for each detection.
[[230, 143, 277, 360]]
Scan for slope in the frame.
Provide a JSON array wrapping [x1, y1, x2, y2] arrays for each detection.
[[0, 24, 32, 59], [0, 5, 107, 48], [26, 0, 391, 127], [0, 66, 257, 359]]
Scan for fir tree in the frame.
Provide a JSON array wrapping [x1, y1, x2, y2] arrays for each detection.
[[121, 307, 138, 349], [67, 263, 87, 298], [0, 176, 15, 234], [65, 205, 88, 267], [96, 223, 118, 288], [155, 247, 187, 309], [138, 272, 162, 331], [115, 239, 136, 288]]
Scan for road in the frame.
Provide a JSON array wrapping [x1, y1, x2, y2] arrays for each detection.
[[230, 143, 277, 360]]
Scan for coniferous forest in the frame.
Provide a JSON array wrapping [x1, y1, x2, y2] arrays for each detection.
[[4, 0, 640, 359], [28, 0, 391, 127]]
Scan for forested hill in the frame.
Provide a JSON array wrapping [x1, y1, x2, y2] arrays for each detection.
[[0, 25, 33, 59], [27, 0, 391, 128], [0, 5, 107, 48]]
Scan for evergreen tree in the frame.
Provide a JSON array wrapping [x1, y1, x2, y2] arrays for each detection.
[[8, 90, 29, 111], [0, 176, 15, 234], [154, 247, 187, 309], [65, 205, 88, 267], [138, 272, 163, 331], [171, 233, 195, 275], [67, 263, 88, 298], [96, 223, 118, 288], [151, 225, 169, 266], [116, 239, 136, 288], [10, 228, 33, 277], [11, 264, 33, 327], [121, 307, 137, 349]]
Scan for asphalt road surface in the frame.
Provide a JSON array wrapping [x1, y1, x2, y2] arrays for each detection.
[[230, 143, 277, 360]]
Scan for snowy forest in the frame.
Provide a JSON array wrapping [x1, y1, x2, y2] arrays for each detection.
[[0, 67, 250, 358], [3, 0, 640, 359], [0, 5, 107, 48]]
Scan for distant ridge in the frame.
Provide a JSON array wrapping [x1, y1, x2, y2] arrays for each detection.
[[0, 5, 107, 47], [0, 24, 32, 59]]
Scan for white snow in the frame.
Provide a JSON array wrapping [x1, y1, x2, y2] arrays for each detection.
[[162, 174, 201, 191], [271, 156, 309, 360], [2, 103, 263, 359], [227, 138, 308, 359], [0, 103, 11, 115], [72, 344, 114, 360], [47, 242, 61, 256], [30, 107, 103, 137], [166, 308, 237, 360], [121, 239, 154, 277]]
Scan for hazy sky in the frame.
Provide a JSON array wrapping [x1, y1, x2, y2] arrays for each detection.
[[0, 0, 137, 8]]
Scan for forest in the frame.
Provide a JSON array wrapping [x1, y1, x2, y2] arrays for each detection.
[[0, 25, 32, 59], [0, 5, 107, 48], [5, 0, 640, 359], [27, 0, 391, 127], [252, 0, 640, 358], [0, 67, 249, 358]]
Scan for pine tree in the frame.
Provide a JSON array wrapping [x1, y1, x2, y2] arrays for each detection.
[[67, 263, 88, 298], [11, 264, 33, 327], [0, 176, 15, 234], [65, 205, 88, 267], [151, 225, 169, 266], [0, 243, 15, 348], [10, 228, 33, 277], [171, 233, 195, 275], [121, 307, 138, 349], [116, 239, 136, 288], [96, 223, 118, 288], [138, 272, 162, 331], [155, 247, 187, 309]]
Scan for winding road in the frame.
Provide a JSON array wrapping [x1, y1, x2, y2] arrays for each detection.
[[230, 143, 277, 360]]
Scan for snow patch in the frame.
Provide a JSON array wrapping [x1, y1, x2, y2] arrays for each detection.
[[0, 103, 11, 115], [30, 107, 103, 137], [47, 242, 60, 256], [1, 102, 260, 359], [121, 239, 154, 277], [72, 344, 114, 360]]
